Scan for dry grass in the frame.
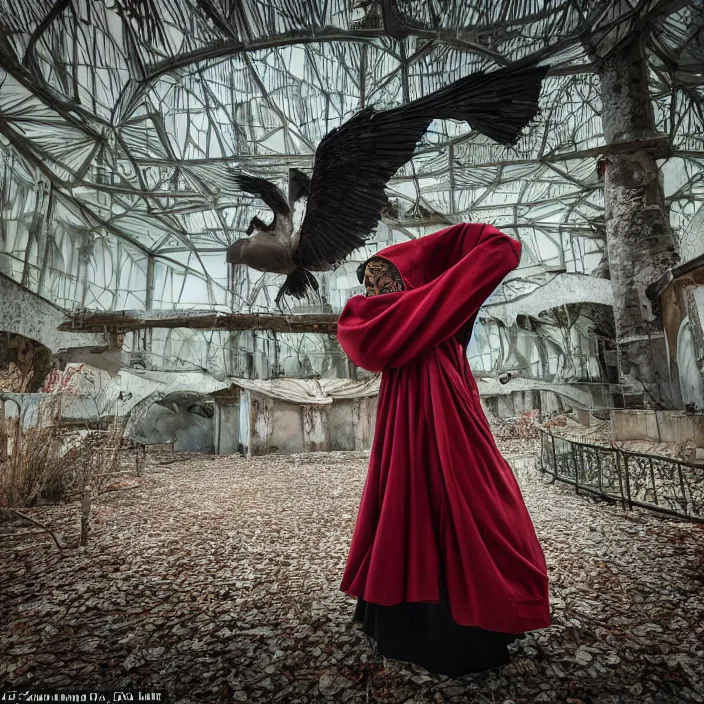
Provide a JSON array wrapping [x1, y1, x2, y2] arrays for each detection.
[[0, 397, 125, 508]]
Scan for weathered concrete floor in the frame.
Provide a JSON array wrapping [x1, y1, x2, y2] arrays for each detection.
[[1, 445, 703, 704]]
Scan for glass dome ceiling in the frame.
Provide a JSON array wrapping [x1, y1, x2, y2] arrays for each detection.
[[0, 0, 702, 331]]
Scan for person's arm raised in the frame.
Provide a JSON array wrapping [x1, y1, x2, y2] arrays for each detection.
[[337, 225, 521, 372]]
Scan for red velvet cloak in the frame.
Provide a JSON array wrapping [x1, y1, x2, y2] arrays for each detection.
[[337, 222, 550, 634]]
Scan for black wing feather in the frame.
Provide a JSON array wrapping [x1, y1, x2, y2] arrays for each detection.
[[294, 108, 428, 271], [295, 61, 548, 272], [228, 171, 291, 217]]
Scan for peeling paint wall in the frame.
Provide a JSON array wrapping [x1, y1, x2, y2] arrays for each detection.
[[250, 395, 276, 456], [352, 397, 378, 451], [272, 404, 305, 455], [227, 394, 379, 457], [302, 406, 330, 453], [328, 402, 356, 451], [214, 400, 240, 456]]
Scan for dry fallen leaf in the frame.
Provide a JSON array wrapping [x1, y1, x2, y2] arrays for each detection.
[[1, 442, 702, 703]]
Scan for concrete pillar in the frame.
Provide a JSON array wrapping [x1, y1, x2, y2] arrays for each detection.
[[598, 38, 679, 408]]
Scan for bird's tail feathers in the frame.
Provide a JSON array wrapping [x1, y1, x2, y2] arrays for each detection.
[[276, 267, 320, 306], [424, 62, 549, 146]]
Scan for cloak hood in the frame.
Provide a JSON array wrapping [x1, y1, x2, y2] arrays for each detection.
[[356, 223, 509, 291], [341, 222, 522, 373]]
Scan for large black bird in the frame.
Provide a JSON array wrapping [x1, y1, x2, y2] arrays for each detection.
[[226, 61, 549, 306]]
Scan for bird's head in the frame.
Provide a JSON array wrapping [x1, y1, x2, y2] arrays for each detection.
[[245, 216, 267, 236], [226, 239, 248, 265]]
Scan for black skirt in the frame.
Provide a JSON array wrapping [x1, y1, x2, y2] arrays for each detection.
[[353, 576, 523, 677]]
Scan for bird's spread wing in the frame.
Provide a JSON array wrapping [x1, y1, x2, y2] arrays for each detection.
[[295, 61, 548, 272], [294, 107, 432, 271], [229, 171, 291, 218]]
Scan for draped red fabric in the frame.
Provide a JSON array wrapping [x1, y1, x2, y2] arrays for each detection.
[[337, 222, 550, 633]]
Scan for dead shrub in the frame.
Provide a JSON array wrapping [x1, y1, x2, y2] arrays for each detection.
[[0, 396, 125, 508]]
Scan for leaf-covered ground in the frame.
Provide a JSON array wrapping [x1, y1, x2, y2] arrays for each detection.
[[1, 444, 703, 704]]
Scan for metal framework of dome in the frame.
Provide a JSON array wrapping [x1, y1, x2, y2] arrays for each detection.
[[0, 0, 703, 392]]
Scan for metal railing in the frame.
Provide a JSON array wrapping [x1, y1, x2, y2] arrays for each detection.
[[538, 428, 704, 523]]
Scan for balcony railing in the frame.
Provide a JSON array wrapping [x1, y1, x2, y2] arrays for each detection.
[[538, 428, 704, 523]]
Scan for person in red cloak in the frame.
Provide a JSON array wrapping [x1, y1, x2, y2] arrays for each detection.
[[336, 222, 550, 676]]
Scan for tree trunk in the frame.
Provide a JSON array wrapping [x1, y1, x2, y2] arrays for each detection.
[[598, 38, 679, 408]]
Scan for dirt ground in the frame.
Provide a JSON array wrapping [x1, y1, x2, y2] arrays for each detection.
[[1, 442, 703, 704]]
